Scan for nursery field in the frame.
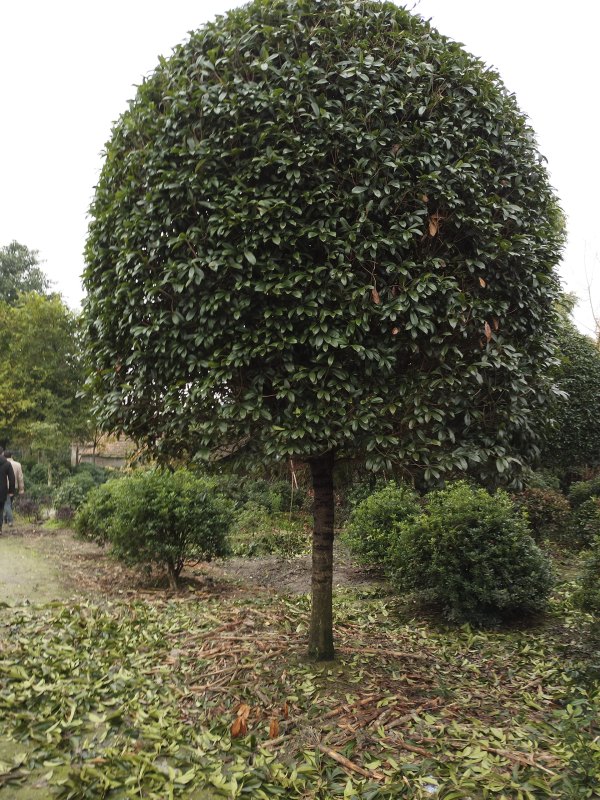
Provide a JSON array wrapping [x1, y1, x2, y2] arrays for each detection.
[[1, 527, 599, 800]]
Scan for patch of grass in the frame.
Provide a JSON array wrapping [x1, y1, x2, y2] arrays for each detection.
[[41, 518, 71, 532]]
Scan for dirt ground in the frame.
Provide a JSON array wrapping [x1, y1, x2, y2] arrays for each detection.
[[0, 525, 385, 605]]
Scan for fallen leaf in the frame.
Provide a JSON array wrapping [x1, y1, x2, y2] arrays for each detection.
[[484, 321, 492, 341], [231, 716, 247, 738], [269, 718, 280, 738], [479, 277, 486, 288], [371, 288, 381, 305]]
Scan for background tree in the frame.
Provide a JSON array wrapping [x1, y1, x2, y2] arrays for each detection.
[[0, 293, 90, 462], [0, 241, 50, 304], [84, 0, 563, 658], [539, 297, 600, 476]]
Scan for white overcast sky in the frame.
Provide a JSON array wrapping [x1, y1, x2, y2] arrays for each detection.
[[1, 0, 598, 336]]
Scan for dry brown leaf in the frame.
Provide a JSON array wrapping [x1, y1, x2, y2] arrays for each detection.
[[391, 144, 401, 155], [484, 321, 492, 341], [282, 701, 289, 719], [493, 318, 499, 330], [237, 703, 251, 721], [269, 718, 280, 738], [428, 217, 439, 237], [391, 327, 400, 336], [231, 717, 247, 738], [371, 287, 381, 305], [479, 277, 487, 288]]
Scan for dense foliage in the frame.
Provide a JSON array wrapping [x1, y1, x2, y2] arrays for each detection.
[[74, 480, 120, 545], [571, 497, 600, 551], [84, 0, 563, 486], [343, 482, 421, 566], [75, 470, 233, 586], [0, 292, 89, 457], [568, 476, 600, 509], [215, 473, 307, 513], [511, 487, 571, 545], [540, 319, 600, 474], [576, 534, 600, 614], [53, 467, 109, 514], [391, 482, 553, 623], [0, 240, 50, 305]]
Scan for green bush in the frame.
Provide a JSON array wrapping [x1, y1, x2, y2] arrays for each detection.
[[53, 472, 98, 512], [76, 469, 233, 587], [568, 477, 600, 509], [511, 487, 571, 544], [342, 478, 390, 513], [75, 462, 110, 484], [22, 482, 52, 506], [523, 469, 562, 492], [540, 321, 600, 474], [575, 536, 600, 614], [391, 482, 554, 624], [572, 498, 600, 551], [343, 482, 421, 567], [74, 480, 122, 546], [25, 463, 49, 485]]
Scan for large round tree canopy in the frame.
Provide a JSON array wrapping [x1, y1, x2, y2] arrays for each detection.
[[85, 0, 563, 484]]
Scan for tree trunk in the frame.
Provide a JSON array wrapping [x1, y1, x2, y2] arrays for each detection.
[[166, 559, 179, 591], [308, 450, 335, 660]]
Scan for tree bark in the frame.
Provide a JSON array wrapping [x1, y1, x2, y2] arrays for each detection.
[[166, 559, 179, 591], [308, 450, 335, 660]]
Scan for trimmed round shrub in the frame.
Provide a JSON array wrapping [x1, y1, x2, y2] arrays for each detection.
[[85, 0, 563, 493], [572, 497, 600, 551], [76, 469, 233, 587], [343, 482, 421, 567], [512, 487, 571, 544], [391, 482, 554, 624], [575, 537, 600, 615]]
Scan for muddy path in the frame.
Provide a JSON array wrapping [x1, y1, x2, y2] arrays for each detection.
[[0, 528, 80, 605], [0, 526, 385, 606]]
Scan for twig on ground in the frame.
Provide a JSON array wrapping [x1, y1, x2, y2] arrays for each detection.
[[316, 743, 385, 781]]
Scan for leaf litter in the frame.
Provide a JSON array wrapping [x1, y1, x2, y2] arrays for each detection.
[[0, 540, 599, 798]]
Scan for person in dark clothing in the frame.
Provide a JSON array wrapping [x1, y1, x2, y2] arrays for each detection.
[[0, 447, 15, 535]]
